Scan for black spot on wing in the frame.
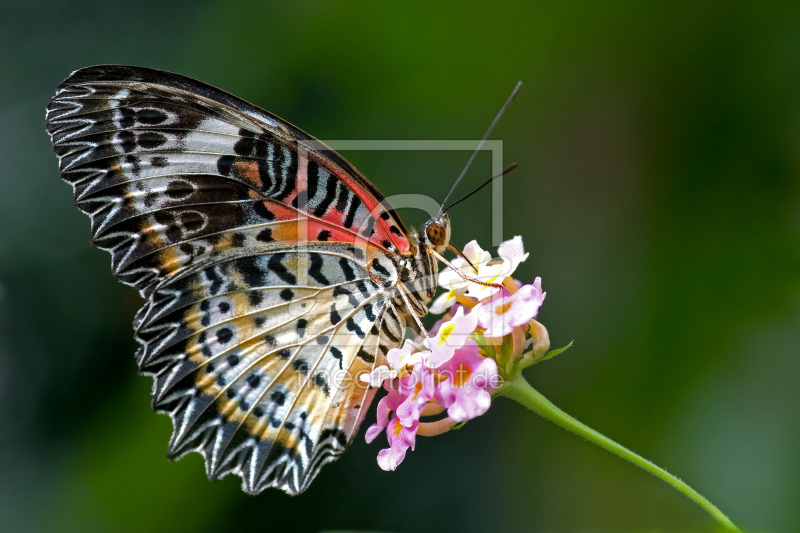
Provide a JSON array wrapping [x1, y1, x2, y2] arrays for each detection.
[[267, 253, 297, 284], [308, 254, 330, 285], [292, 358, 309, 374], [334, 182, 349, 213], [356, 348, 375, 364], [271, 391, 286, 406], [217, 155, 234, 176], [355, 280, 371, 298], [233, 129, 257, 156], [118, 131, 136, 153], [125, 155, 141, 175], [138, 131, 168, 149], [136, 108, 169, 125], [248, 290, 264, 306], [312, 167, 337, 217], [371, 258, 390, 277], [329, 346, 344, 370], [380, 318, 400, 343], [165, 179, 193, 199], [216, 328, 233, 344], [314, 373, 330, 396], [238, 256, 263, 288], [333, 286, 359, 308], [346, 317, 365, 339], [205, 266, 224, 295], [256, 228, 273, 242], [273, 146, 298, 202], [343, 193, 360, 228], [339, 257, 357, 281], [330, 305, 341, 325], [253, 202, 275, 221]]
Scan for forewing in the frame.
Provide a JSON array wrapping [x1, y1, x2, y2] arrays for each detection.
[[45, 65, 411, 296]]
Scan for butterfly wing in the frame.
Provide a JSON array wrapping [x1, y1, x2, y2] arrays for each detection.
[[45, 65, 410, 494]]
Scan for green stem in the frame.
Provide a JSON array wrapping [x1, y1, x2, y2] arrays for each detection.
[[500, 375, 740, 531]]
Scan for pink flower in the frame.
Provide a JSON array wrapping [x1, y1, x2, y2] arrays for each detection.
[[377, 417, 418, 471], [395, 362, 436, 427], [464, 236, 529, 300], [388, 339, 425, 370], [361, 365, 393, 387], [435, 340, 499, 422], [361, 339, 427, 387], [365, 388, 405, 444], [366, 387, 420, 471], [364, 236, 554, 473], [476, 278, 546, 338], [431, 240, 492, 312], [424, 306, 479, 368]]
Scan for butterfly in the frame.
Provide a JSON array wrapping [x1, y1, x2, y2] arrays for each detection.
[[45, 65, 456, 495]]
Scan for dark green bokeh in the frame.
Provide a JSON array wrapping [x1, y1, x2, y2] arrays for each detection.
[[1, 1, 798, 531]]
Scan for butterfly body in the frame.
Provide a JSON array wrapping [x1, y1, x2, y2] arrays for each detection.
[[45, 66, 450, 494]]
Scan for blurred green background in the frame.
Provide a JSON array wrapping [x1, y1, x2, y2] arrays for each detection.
[[1, 1, 798, 531]]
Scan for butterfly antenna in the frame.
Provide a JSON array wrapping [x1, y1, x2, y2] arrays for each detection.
[[439, 81, 522, 215], [443, 162, 518, 212]]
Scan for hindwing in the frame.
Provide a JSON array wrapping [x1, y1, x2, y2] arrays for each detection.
[[137, 242, 406, 494]]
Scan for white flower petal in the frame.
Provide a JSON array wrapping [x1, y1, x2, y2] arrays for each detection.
[[465, 262, 506, 299], [438, 267, 470, 290], [462, 240, 491, 266], [362, 365, 392, 387], [430, 289, 458, 314], [497, 235, 529, 276]]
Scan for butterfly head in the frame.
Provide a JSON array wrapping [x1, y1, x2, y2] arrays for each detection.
[[423, 214, 451, 254]]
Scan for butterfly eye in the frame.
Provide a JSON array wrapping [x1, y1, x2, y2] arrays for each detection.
[[426, 222, 448, 247]]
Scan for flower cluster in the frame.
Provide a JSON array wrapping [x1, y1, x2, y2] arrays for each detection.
[[363, 236, 551, 470]]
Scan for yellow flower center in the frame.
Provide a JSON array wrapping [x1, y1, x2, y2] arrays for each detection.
[[438, 323, 455, 345]]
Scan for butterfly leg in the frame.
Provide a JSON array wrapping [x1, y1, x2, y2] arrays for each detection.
[[395, 282, 430, 337]]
